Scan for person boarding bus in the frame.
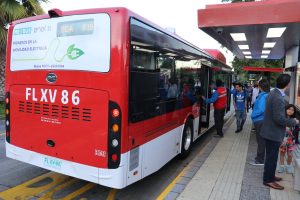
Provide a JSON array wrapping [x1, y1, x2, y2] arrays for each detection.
[[202, 79, 227, 137]]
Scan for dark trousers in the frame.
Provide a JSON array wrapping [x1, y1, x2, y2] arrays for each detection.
[[254, 121, 265, 163], [263, 138, 281, 183], [247, 97, 252, 112], [214, 108, 225, 136]]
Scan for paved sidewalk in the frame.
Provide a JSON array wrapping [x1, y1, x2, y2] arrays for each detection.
[[177, 114, 300, 200]]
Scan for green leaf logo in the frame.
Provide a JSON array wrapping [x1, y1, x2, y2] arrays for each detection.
[[67, 44, 84, 60], [67, 44, 75, 54]]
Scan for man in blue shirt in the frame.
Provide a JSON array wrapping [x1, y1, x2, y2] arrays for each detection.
[[233, 82, 247, 133], [250, 79, 270, 165]]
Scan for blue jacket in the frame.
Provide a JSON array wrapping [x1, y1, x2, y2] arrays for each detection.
[[251, 92, 268, 123], [204, 89, 218, 104]]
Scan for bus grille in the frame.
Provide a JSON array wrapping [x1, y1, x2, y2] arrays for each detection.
[[18, 101, 92, 122]]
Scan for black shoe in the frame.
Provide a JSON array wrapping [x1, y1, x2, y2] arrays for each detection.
[[213, 134, 223, 138], [235, 129, 242, 133]]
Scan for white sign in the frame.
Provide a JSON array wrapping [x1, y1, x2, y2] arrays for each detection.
[[11, 13, 110, 72]]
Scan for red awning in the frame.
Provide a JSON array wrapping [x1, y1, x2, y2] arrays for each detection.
[[198, 0, 300, 27], [243, 66, 284, 73]]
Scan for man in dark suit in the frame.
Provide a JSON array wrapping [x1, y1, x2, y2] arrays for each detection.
[[260, 74, 299, 190]]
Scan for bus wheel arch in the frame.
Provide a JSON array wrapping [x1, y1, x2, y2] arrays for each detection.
[[178, 116, 193, 159]]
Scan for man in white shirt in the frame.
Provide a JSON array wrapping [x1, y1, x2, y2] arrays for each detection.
[[252, 82, 259, 108]]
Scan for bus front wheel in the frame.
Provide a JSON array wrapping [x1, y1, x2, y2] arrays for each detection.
[[179, 119, 193, 159]]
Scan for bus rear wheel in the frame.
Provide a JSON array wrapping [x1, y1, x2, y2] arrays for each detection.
[[179, 119, 193, 159]]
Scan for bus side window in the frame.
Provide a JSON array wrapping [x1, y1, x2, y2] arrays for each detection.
[[132, 46, 155, 71], [129, 46, 159, 122], [175, 59, 201, 108], [157, 56, 178, 113], [158, 56, 176, 99]]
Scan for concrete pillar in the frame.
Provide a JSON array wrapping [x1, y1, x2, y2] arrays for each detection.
[[284, 46, 299, 104], [294, 159, 300, 191]]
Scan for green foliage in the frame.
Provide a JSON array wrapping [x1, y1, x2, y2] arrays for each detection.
[[0, 0, 47, 53], [0, 102, 4, 119], [231, 56, 283, 87]]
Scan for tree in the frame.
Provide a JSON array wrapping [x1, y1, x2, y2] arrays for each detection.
[[231, 56, 283, 87], [0, 0, 47, 100]]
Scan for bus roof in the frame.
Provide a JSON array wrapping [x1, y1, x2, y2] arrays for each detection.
[[10, 7, 231, 70]]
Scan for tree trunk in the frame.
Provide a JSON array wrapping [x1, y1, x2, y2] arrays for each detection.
[[0, 53, 5, 102]]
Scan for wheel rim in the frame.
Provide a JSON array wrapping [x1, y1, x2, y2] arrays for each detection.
[[184, 126, 192, 151]]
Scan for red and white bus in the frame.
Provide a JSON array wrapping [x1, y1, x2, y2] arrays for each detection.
[[5, 8, 232, 188]]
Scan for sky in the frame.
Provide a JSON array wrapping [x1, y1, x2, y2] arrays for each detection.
[[41, 0, 234, 64]]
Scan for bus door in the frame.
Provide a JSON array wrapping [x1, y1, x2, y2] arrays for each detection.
[[199, 65, 211, 128]]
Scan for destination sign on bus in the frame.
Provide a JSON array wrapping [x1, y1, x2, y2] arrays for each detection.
[[57, 19, 94, 37]]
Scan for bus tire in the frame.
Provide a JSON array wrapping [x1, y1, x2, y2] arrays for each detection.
[[179, 118, 193, 159]]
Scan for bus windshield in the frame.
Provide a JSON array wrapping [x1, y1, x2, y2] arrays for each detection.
[[10, 13, 110, 72]]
